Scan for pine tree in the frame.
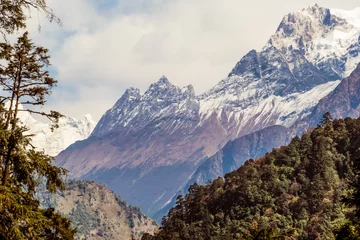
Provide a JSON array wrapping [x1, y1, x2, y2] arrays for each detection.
[[0, 32, 75, 239], [0, 0, 60, 37]]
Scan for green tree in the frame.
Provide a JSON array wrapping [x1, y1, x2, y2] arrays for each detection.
[[334, 222, 360, 240], [0, 32, 75, 239], [0, 0, 60, 37], [144, 117, 360, 239]]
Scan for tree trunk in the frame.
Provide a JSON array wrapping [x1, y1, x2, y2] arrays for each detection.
[[2, 57, 22, 186]]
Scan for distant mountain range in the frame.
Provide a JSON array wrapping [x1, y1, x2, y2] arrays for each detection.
[[56, 5, 360, 222], [13, 103, 96, 156]]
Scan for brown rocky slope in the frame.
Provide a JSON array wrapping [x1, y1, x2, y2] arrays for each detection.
[[39, 180, 157, 240]]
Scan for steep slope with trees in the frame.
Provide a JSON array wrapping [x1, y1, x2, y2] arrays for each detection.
[[152, 62, 360, 222], [143, 115, 360, 239]]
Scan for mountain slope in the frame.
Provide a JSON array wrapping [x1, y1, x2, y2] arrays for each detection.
[[198, 61, 360, 188], [307, 63, 360, 123], [57, 5, 360, 218], [152, 125, 289, 222], [144, 116, 359, 239], [39, 180, 157, 240], [158, 61, 360, 222]]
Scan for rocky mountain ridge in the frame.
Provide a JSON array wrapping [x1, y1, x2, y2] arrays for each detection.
[[57, 5, 360, 219]]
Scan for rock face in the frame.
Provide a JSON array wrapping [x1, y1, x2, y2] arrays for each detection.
[[308, 63, 360, 122], [39, 180, 157, 240], [285, 61, 360, 139], [56, 5, 360, 219]]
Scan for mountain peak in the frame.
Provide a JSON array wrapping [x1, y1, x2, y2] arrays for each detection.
[[117, 87, 141, 104], [159, 75, 169, 82], [305, 3, 322, 11], [276, 5, 329, 37], [84, 114, 93, 122], [228, 49, 260, 78], [151, 75, 173, 89], [268, 5, 360, 80], [145, 76, 176, 97], [181, 84, 196, 99], [124, 87, 141, 96]]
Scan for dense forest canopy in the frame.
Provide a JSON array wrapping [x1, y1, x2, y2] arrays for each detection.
[[143, 115, 360, 239]]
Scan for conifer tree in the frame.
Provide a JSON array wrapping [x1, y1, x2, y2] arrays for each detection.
[[0, 32, 75, 239], [0, 0, 60, 37]]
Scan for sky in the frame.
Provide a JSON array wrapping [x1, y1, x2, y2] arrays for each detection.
[[15, 0, 360, 121]]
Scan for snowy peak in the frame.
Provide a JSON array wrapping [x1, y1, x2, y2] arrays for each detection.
[[109, 87, 141, 115], [276, 4, 330, 37], [228, 50, 260, 79], [84, 114, 93, 123], [156, 75, 172, 86], [92, 76, 199, 137], [143, 76, 180, 102], [273, 5, 349, 48], [5, 103, 97, 156], [92, 5, 360, 138], [145, 76, 174, 95], [197, 5, 360, 129], [268, 5, 360, 78], [115, 87, 141, 107], [221, 5, 360, 100], [182, 84, 196, 98], [124, 87, 141, 98]]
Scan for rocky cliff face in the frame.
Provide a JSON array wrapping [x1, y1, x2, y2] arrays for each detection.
[[309, 63, 360, 122], [39, 181, 157, 240], [56, 5, 360, 219], [288, 61, 360, 136]]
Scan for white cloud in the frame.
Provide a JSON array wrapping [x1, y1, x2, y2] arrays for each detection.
[[12, 0, 360, 121]]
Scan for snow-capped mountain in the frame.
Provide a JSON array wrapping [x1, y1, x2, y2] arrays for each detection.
[[199, 4, 360, 129], [57, 5, 360, 219], [13, 103, 96, 156]]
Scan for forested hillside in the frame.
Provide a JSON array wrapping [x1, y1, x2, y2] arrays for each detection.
[[143, 115, 360, 239]]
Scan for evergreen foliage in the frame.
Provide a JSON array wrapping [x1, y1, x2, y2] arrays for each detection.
[[0, 31, 75, 239], [0, 0, 60, 37], [143, 115, 360, 239]]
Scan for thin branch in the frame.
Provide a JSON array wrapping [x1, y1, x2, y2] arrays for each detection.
[[20, 82, 51, 88], [20, 101, 43, 105], [23, 0, 62, 26], [18, 108, 55, 121]]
